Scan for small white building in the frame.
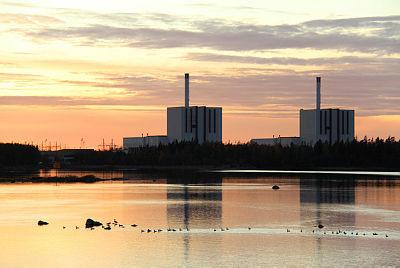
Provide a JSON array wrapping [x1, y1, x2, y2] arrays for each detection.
[[123, 135, 168, 149], [251, 137, 300, 147]]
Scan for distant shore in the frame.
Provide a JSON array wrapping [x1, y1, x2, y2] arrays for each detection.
[[0, 166, 399, 183]]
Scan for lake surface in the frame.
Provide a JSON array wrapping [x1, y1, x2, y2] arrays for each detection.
[[0, 170, 399, 267]]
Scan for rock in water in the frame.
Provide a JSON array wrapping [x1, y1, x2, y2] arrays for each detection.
[[85, 218, 102, 228], [272, 185, 280, 190], [38, 220, 49, 226], [318, 224, 324, 229]]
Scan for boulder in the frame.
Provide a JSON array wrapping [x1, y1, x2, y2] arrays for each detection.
[[272, 185, 280, 190], [85, 218, 103, 228], [38, 220, 49, 226]]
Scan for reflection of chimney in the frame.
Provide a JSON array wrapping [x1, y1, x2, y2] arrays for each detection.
[[316, 77, 321, 110], [315, 77, 321, 142], [185, 73, 189, 108]]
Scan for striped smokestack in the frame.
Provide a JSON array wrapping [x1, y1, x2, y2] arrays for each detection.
[[185, 73, 189, 108]]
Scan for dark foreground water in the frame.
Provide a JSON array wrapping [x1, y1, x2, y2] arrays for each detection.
[[0, 170, 399, 267]]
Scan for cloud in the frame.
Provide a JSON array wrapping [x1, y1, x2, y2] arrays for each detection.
[[21, 15, 400, 53], [186, 52, 400, 66], [0, 13, 63, 25]]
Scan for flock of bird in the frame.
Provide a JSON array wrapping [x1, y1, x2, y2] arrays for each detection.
[[57, 219, 389, 238]]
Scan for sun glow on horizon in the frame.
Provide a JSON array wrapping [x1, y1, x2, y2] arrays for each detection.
[[1, 0, 400, 147]]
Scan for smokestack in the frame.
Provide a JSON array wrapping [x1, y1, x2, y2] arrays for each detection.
[[316, 77, 321, 110], [185, 73, 189, 108]]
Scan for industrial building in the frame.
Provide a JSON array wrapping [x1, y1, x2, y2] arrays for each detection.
[[251, 77, 355, 146], [123, 73, 222, 149], [167, 74, 222, 144], [123, 135, 169, 149]]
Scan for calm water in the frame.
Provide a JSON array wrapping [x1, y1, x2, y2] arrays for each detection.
[[0, 171, 399, 267]]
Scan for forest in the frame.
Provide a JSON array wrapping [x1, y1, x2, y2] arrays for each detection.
[[0, 143, 40, 167], [71, 137, 400, 170]]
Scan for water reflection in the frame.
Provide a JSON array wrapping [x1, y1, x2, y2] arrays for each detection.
[[165, 174, 223, 265]]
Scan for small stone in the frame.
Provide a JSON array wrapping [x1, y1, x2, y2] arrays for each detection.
[[85, 218, 102, 228], [38, 220, 49, 226]]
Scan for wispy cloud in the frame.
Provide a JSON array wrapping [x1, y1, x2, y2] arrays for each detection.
[[18, 15, 400, 53]]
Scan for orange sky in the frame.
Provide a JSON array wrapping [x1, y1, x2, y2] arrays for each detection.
[[1, 1, 400, 148]]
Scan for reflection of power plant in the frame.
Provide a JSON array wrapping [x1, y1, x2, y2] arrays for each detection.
[[300, 176, 356, 227], [166, 175, 223, 228]]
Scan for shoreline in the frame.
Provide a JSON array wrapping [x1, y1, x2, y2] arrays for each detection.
[[0, 167, 399, 183]]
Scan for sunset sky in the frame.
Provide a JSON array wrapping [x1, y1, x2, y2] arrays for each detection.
[[1, 0, 400, 148]]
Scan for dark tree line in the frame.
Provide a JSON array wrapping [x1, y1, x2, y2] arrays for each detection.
[[0, 143, 40, 167], [71, 137, 400, 170]]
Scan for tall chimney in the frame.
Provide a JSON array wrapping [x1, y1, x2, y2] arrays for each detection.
[[316, 77, 321, 110], [185, 73, 189, 108]]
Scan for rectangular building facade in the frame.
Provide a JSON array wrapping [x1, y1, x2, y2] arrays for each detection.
[[251, 137, 300, 147], [300, 108, 355, 145], [123, 135, 168, 149], [167, 106, 222, 144]]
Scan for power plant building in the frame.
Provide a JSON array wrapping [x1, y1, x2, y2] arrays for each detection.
[[123, 73, 222, 149], [252, 77, 355, 146], [300, 77, 355, 144], [167, 74, 222, 143]]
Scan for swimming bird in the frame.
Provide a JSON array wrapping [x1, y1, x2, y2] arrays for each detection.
[[386, 234, 388, 238], [172, 229, 176, 232], [318, 224, 324, 229], [147, 229, 151, 233], [343, 231, 347, 235], [300, 229, 302, 233], [373, 232, 378, 236], [214, 229, 216, 232], [248, 227, 251, 230], [153, 230, 157, 233], [226, 228, 229, 231], [63, 226, 66, 229], [356, 232, 358, 235], [312, 230, 314, 233]]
